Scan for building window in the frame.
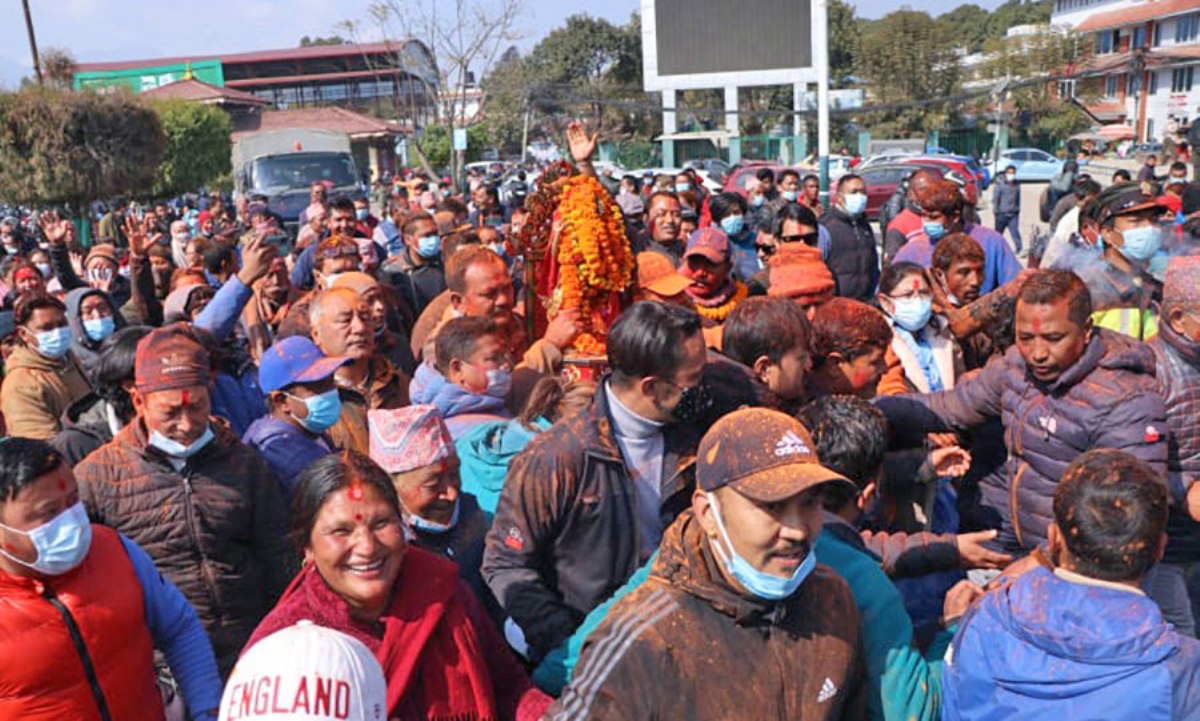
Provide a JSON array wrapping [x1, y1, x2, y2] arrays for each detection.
[[1178, 13, 1200, 44], [1154, 21, 1163, 47], [1106, 74, 1120, 97], [1098, 30, 1117, 54], [1172, 66, 1195, 92], [1127, 73, 1141, 97], [1133, 26, 1147, 49], [1150, 70, 1159, 95]]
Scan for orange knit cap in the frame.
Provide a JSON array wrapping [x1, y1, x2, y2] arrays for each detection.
[[768, 243, 836, 304]]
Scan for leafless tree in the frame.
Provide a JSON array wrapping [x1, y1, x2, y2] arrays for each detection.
[[339, 0, 522, 180]]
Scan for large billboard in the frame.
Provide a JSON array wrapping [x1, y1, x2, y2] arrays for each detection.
[[642, 0, 817, 91]]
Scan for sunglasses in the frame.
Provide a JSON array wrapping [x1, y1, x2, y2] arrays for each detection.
[[755, 243, 777, 257], [780, 232, 820, 246]]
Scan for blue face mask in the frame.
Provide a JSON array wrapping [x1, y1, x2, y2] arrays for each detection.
[[891, 295, 933, 332], [1119, 225, 1163, 262], [842, 192, 867, 217], [82, 316, 115, 343], [923, 221, 946, 241], [751, 194, 766, 208], [355, 208, 369, 221], [35, 262, 52, 278], [149, 425, 214, 459], [720, 215, 745, 236], [485, 368, 512, 400], [0, 501, 92, 576], [286, 388, 342, 434], [706, 493, 816, 600], [675, 183, 691, 194], [782, 190, 799, 202], [34, 326, 73, 360], [408, 497, 461, 535], [416, 234, 441, 259]]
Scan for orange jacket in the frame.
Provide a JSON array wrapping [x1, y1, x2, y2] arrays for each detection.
[[0, 525, 163, 721]]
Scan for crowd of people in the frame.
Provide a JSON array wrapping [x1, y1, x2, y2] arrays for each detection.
[[0, 119, 1199, 721]]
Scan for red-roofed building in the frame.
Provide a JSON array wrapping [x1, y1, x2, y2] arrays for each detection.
[[74, 40, 438, 133], [1053, 0, 1200, 142]]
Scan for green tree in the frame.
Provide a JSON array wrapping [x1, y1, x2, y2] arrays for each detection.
[[935, 4, 992, 53], [480, 46, 532, 155], [829, 0, 860, 86], [0, 88, 164, 207], [150, 100, 232, 196], [419, 124, 489, 169], [856, 10, 962, 135], [481, 12, 654, 152], [973, 25, 1094, 148]]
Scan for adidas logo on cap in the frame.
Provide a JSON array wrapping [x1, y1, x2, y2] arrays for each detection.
[[774, 431, 810, 457]]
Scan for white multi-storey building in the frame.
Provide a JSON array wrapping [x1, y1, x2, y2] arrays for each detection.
[[1053, 0, 1200, 142]]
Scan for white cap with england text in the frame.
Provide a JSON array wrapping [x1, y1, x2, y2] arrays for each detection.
[[219, 621, 387, 721]]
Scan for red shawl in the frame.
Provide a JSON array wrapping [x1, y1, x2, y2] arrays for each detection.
[[245, 548, 521, 721]]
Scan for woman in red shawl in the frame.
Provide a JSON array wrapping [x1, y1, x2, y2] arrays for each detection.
[[242, 451, 550, 721]]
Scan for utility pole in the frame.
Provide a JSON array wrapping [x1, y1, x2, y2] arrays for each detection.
[[21, 0, 43, 85], [520, 93, 531, 164]]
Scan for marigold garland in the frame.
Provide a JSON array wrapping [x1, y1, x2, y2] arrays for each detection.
[[693, 281, 749, 323], [555, 174, 634, 353]]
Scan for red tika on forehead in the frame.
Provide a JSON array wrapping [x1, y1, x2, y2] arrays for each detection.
[[348, 484, 364, 501]]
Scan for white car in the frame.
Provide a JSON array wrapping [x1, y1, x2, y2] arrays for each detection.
[[989, 148, 1064, 182]]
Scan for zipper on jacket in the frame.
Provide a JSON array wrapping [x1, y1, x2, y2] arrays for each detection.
[[181, 468, 221, 610], [1009, 463, 1028, 549], [42, 586, 114, 721]]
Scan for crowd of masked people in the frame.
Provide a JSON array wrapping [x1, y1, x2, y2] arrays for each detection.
[[1, 119, 1200, 721]]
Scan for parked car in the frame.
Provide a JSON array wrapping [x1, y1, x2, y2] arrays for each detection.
[[897, 156, 980, 202], [859, 151, 921, 169], [834, 162, 946, 221], [990, 148, 1064, 182], [722, 162, 788, 197], [684, 158, 732, 187]]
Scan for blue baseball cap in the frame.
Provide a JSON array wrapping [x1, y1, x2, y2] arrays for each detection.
[[259, 336, 349, 394]]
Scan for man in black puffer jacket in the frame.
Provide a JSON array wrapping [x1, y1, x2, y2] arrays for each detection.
[[1150, 256, 1200, 636], [821, 173, 879, 303], [878, 269, 1167, 554]]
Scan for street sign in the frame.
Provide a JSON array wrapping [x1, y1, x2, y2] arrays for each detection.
[[453, 128, 468, 152]]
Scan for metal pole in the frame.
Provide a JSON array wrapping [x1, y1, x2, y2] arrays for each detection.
[[814, 0, 831, 201], [521, 95, 531, 164], [21, 0, 43, 85]]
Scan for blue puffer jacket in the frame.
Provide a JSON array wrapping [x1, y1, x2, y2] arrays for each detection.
[[409, 362, 511, 439], [943, 566, 1200, 721], [1151, 322, 1200, 565], [878, 329, 1167, 553]]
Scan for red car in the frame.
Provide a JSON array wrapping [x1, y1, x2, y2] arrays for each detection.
[[831, 163, 943, 221], [722, 162, 789, 197], [897, 156, 980, 205]]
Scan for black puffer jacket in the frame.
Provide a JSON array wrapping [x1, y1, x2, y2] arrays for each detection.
[[878, 329, 1168, 553], [1151, 322, 1200, 565], [482, 383, 699, 662], [821, 206, 880, 303], [74, 416, 294, 672]]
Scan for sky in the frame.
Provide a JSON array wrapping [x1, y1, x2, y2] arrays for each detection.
[[0, 0, 1008, 88]]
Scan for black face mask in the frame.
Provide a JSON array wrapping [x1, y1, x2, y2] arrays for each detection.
[[671, 382, 713, 424]]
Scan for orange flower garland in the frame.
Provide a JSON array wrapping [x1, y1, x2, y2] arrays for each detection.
[[555, 174, 634, 353]]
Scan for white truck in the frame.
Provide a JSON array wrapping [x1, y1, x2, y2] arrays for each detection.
[[232, 129, 364, 231]]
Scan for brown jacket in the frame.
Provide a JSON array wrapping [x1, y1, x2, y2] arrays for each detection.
[[548, 510, 865, 720], [74, 417, 294, 672], [482, 385, 699, 661], [327, 355, 410, 454], [0, 345, 92, 440]]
